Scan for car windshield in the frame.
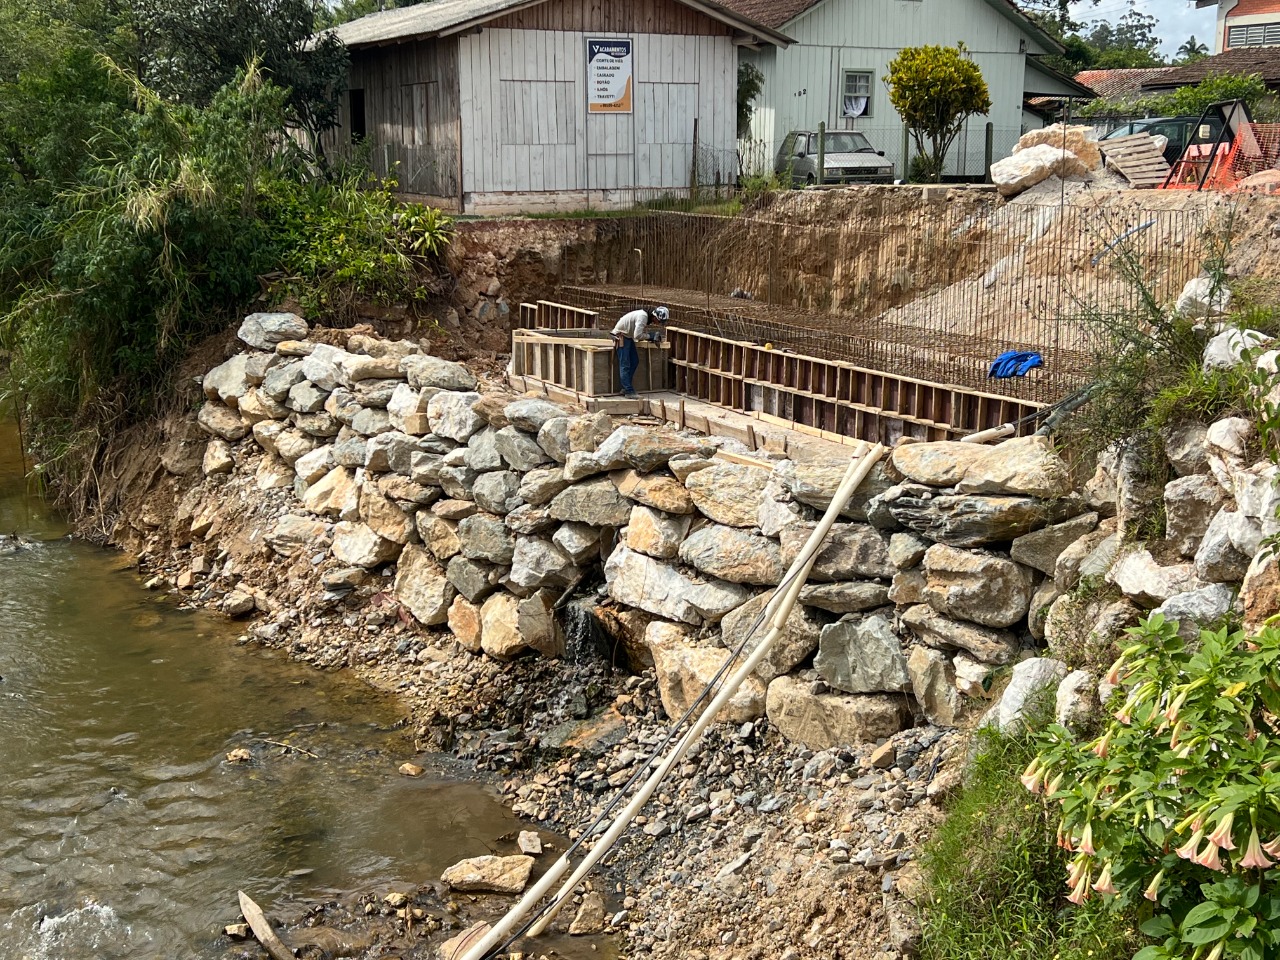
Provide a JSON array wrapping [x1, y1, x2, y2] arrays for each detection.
[[821, 132, 873, 154]]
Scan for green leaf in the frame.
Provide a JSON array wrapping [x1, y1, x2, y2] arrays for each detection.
[[1181, 900, 1223, 928], [1142, 915, 1177, 938]]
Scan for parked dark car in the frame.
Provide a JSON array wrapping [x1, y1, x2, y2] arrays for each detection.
[[1101, 115, 1226, 165], [775, 130, 894, 185]]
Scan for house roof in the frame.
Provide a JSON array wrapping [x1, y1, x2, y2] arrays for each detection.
[[1025, 57, 1096, 98], [1075, 67, 1176, 99], [1140, 46, 1280, 89], [717, 0, 1062, 53], [326, 0, 793, 49]]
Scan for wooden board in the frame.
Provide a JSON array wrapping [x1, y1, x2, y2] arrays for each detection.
[[1099, 133, 1172, 188]]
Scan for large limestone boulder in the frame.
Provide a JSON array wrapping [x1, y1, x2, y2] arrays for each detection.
[[1153, 583, 1234, 640], [907, 646, 964, 727], [203, 354, 254, 406], [1010, 513, 1099, 576], [441, 855, 533, 894], [778, 522, 895, 581], [197, 403, 249, 442], [447, 555, 504, 603], [678, 526, 785, 586], [457, 513, 516, 564], [516, 590, 564, 658], [507, 537, 576, 590], [480, 592, 526, 659], [719, 592, 822, 683], [331, 521, 402, 568], [203, 439, 235, 476], [983, 658, 1068, 730], [624, 505, 691, 560], [922, 545, 1034, 629], [884, 486, 1081, 547], [1165, 475, 1230, 558], [386, 384, 432, 435], [402, 355, 476, 391], [552, 522, 602, 564], [518, 466, 570, 506], [612, 470, 695, 514], [302, 344, 353, 391], [1014, 124, 1101, 169], [891, 441, 990, 486], [394, 545, 455, 626], [1108, 548, 1211, 608], [1164, 423, 1211, 477], [797, 581, 891, 614], [646, 622, 765, 723], [358, 485, 415, 544], [265, 514, 329, 558], [1203, 327, 1270, 371], [548, 477, 632, 527], [1194, 508, 1258, 582], [495, 426, 552, 472], [564, 426, 715, 481], [1206, 417, 1253, 491], [1177, 276, 1232, 319], [775, 457, 893, 522], [956, 436, 1073, 499], [900, 604, 1019, 665], [504, 398, 570, 433], [417, 513, 461, 561], [1054, 520, 1119, 591], [473, 470, 524, 515], [427, 391, 484, 442], [991, 143, 1088, 198], [814, 615, 910, 694], [238, 312, 308, 350], [605, 546, 750, 625], [765, 676, 910, 750], [303, 466, 359, 518], [685, 464, 771, 527]]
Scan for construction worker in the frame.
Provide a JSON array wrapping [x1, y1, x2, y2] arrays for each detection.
[[611, 305, 669, 398]]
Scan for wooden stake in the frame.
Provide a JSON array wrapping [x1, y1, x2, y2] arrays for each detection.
[[237, 892, 294, 960]]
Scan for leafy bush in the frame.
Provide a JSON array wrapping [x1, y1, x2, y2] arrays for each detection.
[[921, 722, 1141, 960], [1028, 616, 1280, 960], [884, 44, 991, 183], [1080, 73, 1269, 120]]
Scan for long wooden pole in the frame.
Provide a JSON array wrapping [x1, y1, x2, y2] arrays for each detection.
[[454, 444, 886, 960]]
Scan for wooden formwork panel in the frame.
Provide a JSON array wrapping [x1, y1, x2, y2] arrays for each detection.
[[668, 327, 1043, 441], [511, 330, 669, 396], [517, 300, 600, 331]]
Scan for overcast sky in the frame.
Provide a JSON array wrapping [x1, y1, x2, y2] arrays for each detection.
[[1073, 0, 1216, 57]]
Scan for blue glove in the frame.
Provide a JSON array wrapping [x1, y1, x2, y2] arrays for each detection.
[[988, 351, 1043, 379]]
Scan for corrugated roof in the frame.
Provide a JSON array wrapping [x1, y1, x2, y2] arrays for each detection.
[[1140, 46, 1280, 87], [1075, 67, 1176, 99], [326, 0, 792, 48]]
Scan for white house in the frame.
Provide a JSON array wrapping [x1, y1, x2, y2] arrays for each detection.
[[323, 0, 790, 213], [723, 0, 1089, 178], [1195, 0, 1280, 55]]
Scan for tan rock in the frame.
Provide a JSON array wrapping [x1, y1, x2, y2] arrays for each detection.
[[720, 591, 822, 683], [1014, 123, 1102, 170], [1241, 551, 1280, 628], [569, 891, 608, 935], [612, 469, 695, 514], [624, 504, 690, 560], [416, 513, 461, 561], [480, 592, 526, 659], [765, 675, 911, 750], [438, 922, 491, 959], [645, 622, 765, 723], [891, 441, 990, 486], [394, 545, 455, 626], [332, 520, 401, 568], [922, 544, 1034, 628], [360, 484, 415, 545], [678, 525, 785, 586], [441, 855, 533, 894], [956, 436, 1073, 499], [686, 463, 771, 527], [304, 466, 359, 518], [447, 595, 483, 651]]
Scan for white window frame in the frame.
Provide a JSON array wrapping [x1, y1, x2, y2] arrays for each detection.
[[841, 69, 874, 122], [1228, 21, 1280, 47]]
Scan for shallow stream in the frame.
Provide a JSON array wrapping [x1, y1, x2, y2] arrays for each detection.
[[0, 420, 525, 959]]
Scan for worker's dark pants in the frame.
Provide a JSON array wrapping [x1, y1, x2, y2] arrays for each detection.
[[617, 337, 639, 394]]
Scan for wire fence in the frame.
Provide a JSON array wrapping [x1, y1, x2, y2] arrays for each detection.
[[551, 200, 1218, 405]]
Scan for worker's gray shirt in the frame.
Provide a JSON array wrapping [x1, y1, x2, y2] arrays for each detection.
[[612, 309, 649, 341]]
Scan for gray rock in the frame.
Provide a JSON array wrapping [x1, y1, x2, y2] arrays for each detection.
[[565, 426, 715, 481], [797, 582, 891, 614], [779, 523, 894, 581], [900, 604, 1020, 665], [954, 436, 1073, 499], [1164, 423, 1211, 477], [1028, 578, 1061, 642], [686, 464, 771, 527], [343, 355, 402, 383], [367, 431, 424, 475], [1010, 513, 1100, 576], [252, 420, 287, 456], [427, 391, 484, 442], [402, 355, 476, 391], [885, 487, 1083, 547], [1055, 669, 1096, 729], [776, 457, 895, 523], [458, 513, 516, 564], [1055, 523, 1119, 591], [285, 380, 330, 416], [815, 615, 910, 693], [605, 545, 751, 625], [446, 555, 505, 603], [201, 354, 252, 405], [465, 427, 507, 472], [394, 544, 455, 626], [386, 383, 433, 435], [260, 359, 306, 401], [302, 344, 352, 391], [265, 514, 329, 557], [983, 658, 1068, 731], [351, 378, 400, 408], [765, 676, 910, 750], [719, 592, 823, 684], [473, 471, 524, 515], [350, 407, 393, 437], [333, 436, 369, 468], [553, 522, 601, 564], [293, 412, 341, 438], [1108, 548, 1211, 608], [505, 398, 570, 433], [294, 445, 335, 485], [678, 526, 785, 586], [907, 646, 963, 726], [518, 466, 570, 506], [536, 417, 573, 463], [507, 537, 576, 590], [238, 311, 307, 350], [1153, 582, 1235, 639], [275, 430, 316, 465], [1195, 509, 1259, 582], [439, 465, 480, 500], [494, 426, 552, 472], [922, 545, 1034, 629], [549, 478, 632, 527], [324, 388, 363, 425], [887, 532, 931, 570], [504, 503, 558, 536], [1165, 475, 1229, 558]]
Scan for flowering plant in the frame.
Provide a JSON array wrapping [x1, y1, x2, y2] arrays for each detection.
[[1027, 615, 1280, 960]]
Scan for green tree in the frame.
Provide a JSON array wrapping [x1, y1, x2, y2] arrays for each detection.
[[737, 61, 765, 139], [1176, 35, 1209, 63], [884, 44, 991, 183], [317, 0, 420, 28], [1085, 7, 1165, 68]]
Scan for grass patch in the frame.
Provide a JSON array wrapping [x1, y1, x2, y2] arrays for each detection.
[[920, 725, 1143, 960]]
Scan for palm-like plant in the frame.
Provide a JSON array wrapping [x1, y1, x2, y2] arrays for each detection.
[[1177, 35, 1209, 62]]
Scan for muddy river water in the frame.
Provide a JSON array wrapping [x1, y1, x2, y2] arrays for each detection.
[[0, 421, 525, 959]]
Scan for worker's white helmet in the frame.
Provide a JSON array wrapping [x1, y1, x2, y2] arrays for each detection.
[[653, 306, 670, 322]]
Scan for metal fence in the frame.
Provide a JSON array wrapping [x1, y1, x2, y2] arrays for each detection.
[[551, 200, 1219, 405]]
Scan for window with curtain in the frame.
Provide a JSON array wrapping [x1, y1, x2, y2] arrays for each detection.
[[842, 70, 872, 120]]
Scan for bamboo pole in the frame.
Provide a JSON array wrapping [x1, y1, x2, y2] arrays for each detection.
[[454, 443, 886, 960]]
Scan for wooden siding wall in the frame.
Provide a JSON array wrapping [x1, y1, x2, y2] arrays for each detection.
[[742, 0, 1039, 178], [326, 39, 462, 199], [488, 0, 731, 35], [459, 27, 736, 197]]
